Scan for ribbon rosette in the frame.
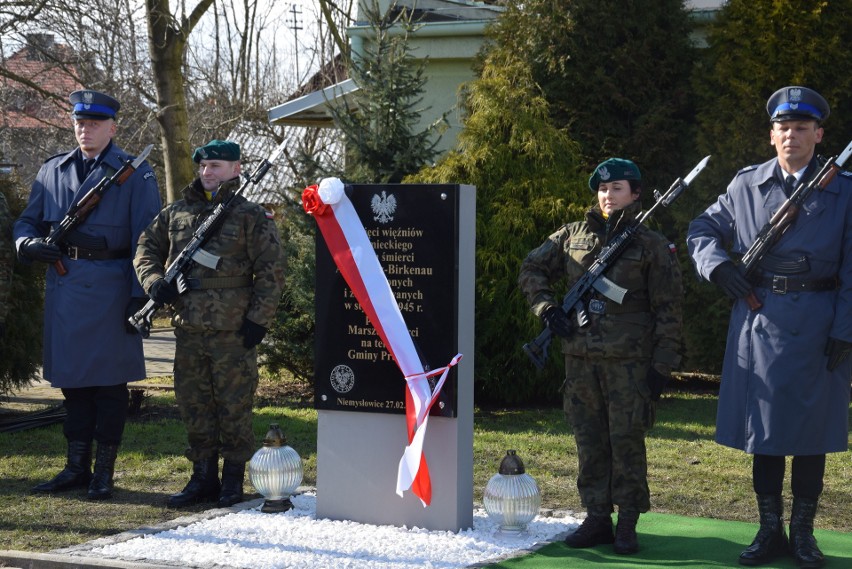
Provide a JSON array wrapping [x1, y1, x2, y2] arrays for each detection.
[[303, 177, 461, 507]]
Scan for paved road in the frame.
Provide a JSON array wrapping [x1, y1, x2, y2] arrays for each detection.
[[139, 327, 176, 378], [3, 328, 176, 410]]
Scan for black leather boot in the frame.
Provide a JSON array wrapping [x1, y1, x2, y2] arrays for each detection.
[[564, 513, 614, 548], [790, 497, 825, 568], [218, 460, 246, 507], [167, 455, 221, 508], [739, 494, 789, 566], [614, 510, 640, 554], [31, 440, 92, 493], [88, 443, 119, 500]]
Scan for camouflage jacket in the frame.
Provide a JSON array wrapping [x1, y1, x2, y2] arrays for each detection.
[[134, 178, 285, 332], [0, 192, 12, 323], [518, 202, 683, 372]]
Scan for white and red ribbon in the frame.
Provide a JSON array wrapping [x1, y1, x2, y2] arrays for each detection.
[[303, 177, 462, 507]]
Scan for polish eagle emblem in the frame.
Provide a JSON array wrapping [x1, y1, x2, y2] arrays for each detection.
[[371, 190, 397, 224]]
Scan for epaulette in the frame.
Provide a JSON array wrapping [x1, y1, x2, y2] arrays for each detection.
[[735, 164, 759, 176]]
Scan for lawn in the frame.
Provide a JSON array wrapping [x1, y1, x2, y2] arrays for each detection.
[[0, 377, 849, 552]]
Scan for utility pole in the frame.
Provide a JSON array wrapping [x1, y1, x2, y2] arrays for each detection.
[[288, 3, 304, 83]]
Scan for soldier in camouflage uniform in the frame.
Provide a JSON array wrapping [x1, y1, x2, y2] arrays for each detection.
[[134, 140, 285, 508], [518, 158, 683, 555], [0, 191, 13, 344]]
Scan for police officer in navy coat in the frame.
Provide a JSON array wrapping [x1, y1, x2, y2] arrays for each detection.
[[688, 86, 852, 568], [14, 90, 161, 500]]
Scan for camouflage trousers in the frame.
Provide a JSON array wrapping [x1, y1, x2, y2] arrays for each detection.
[[562, 355, 655, 514], [174, 328, 259, 463]]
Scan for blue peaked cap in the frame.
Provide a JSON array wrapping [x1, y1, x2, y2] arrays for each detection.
[[70, 90, 120, 119], [766, 86, 829, 123]]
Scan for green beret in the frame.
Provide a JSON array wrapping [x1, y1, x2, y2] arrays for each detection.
[[588, 158, 641, 192], [192, 139, 241, 163]]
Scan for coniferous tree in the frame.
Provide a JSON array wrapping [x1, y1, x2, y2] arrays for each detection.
[[0, 176, 44, 395], [511, 0, 697, 193], [264, 1, 442, 384], [328, 0, 443, 183], [407, 22, 589, 405]]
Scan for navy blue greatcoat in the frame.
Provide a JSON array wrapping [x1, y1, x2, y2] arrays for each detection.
[[687, 157, 852, 455], [13, 141, 161, 388]]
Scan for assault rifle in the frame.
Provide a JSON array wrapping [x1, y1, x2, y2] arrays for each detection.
[[128, 139, 288, 338], [47, 144, 153, 275], [739, 139, 852, 310], [522, 155, 710, 370]]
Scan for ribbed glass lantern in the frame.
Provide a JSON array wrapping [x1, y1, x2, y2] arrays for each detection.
[[248, 423, 303, 513], [483, 450, 541, 536]]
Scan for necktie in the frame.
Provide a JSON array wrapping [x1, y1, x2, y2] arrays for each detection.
[[84, 159, 96, 178], [784, 174, 796, 197]]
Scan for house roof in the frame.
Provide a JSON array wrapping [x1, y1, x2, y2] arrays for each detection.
[[226, 122, 343, 205], [267, 79, 359, 128], [0, 35, 82, 130], [267, 0, 502, 129]]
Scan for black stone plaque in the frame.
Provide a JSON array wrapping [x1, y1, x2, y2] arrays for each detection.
[[314, 184, 460, 417]]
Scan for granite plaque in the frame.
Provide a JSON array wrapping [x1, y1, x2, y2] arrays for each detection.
[[314, 183, 460, 417]]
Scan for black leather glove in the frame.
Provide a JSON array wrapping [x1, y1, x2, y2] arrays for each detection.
[[825, 337, 852, 372], [238, 318, 268, 349], [646, 367, 670, 401], [149, 278, 180, 305], [710, 261, 751, 299], [124, 297, 148, 334], [19, 237, 61, 263], [542, 305, 573, 338]]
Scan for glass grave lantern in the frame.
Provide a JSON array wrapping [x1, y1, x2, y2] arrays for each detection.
[[248, 423, 303, 513], [483, 449, 541, 536]]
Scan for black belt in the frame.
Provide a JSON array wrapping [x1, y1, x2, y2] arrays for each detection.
[[60, 244, 131, 261], [755, 275, 839, 294]]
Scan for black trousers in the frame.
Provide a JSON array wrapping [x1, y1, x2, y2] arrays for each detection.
[[752, 454, 826, 500], [61, 384, 129, 445]]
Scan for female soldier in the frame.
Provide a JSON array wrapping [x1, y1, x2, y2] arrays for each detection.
[[518, 158, 683, 554]]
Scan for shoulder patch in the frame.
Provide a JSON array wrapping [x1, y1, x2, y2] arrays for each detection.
[[143, 171, 155, 180], [735, 164, 759, 176], [839, 170, 852, 179], [264, 209, 275, 219]]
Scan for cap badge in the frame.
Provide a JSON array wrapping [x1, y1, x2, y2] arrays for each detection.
[[198, 148, 208, 159], [599, 166, 611, 181], [82, 91, 94, 104], [789, 88, 802, 102]]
